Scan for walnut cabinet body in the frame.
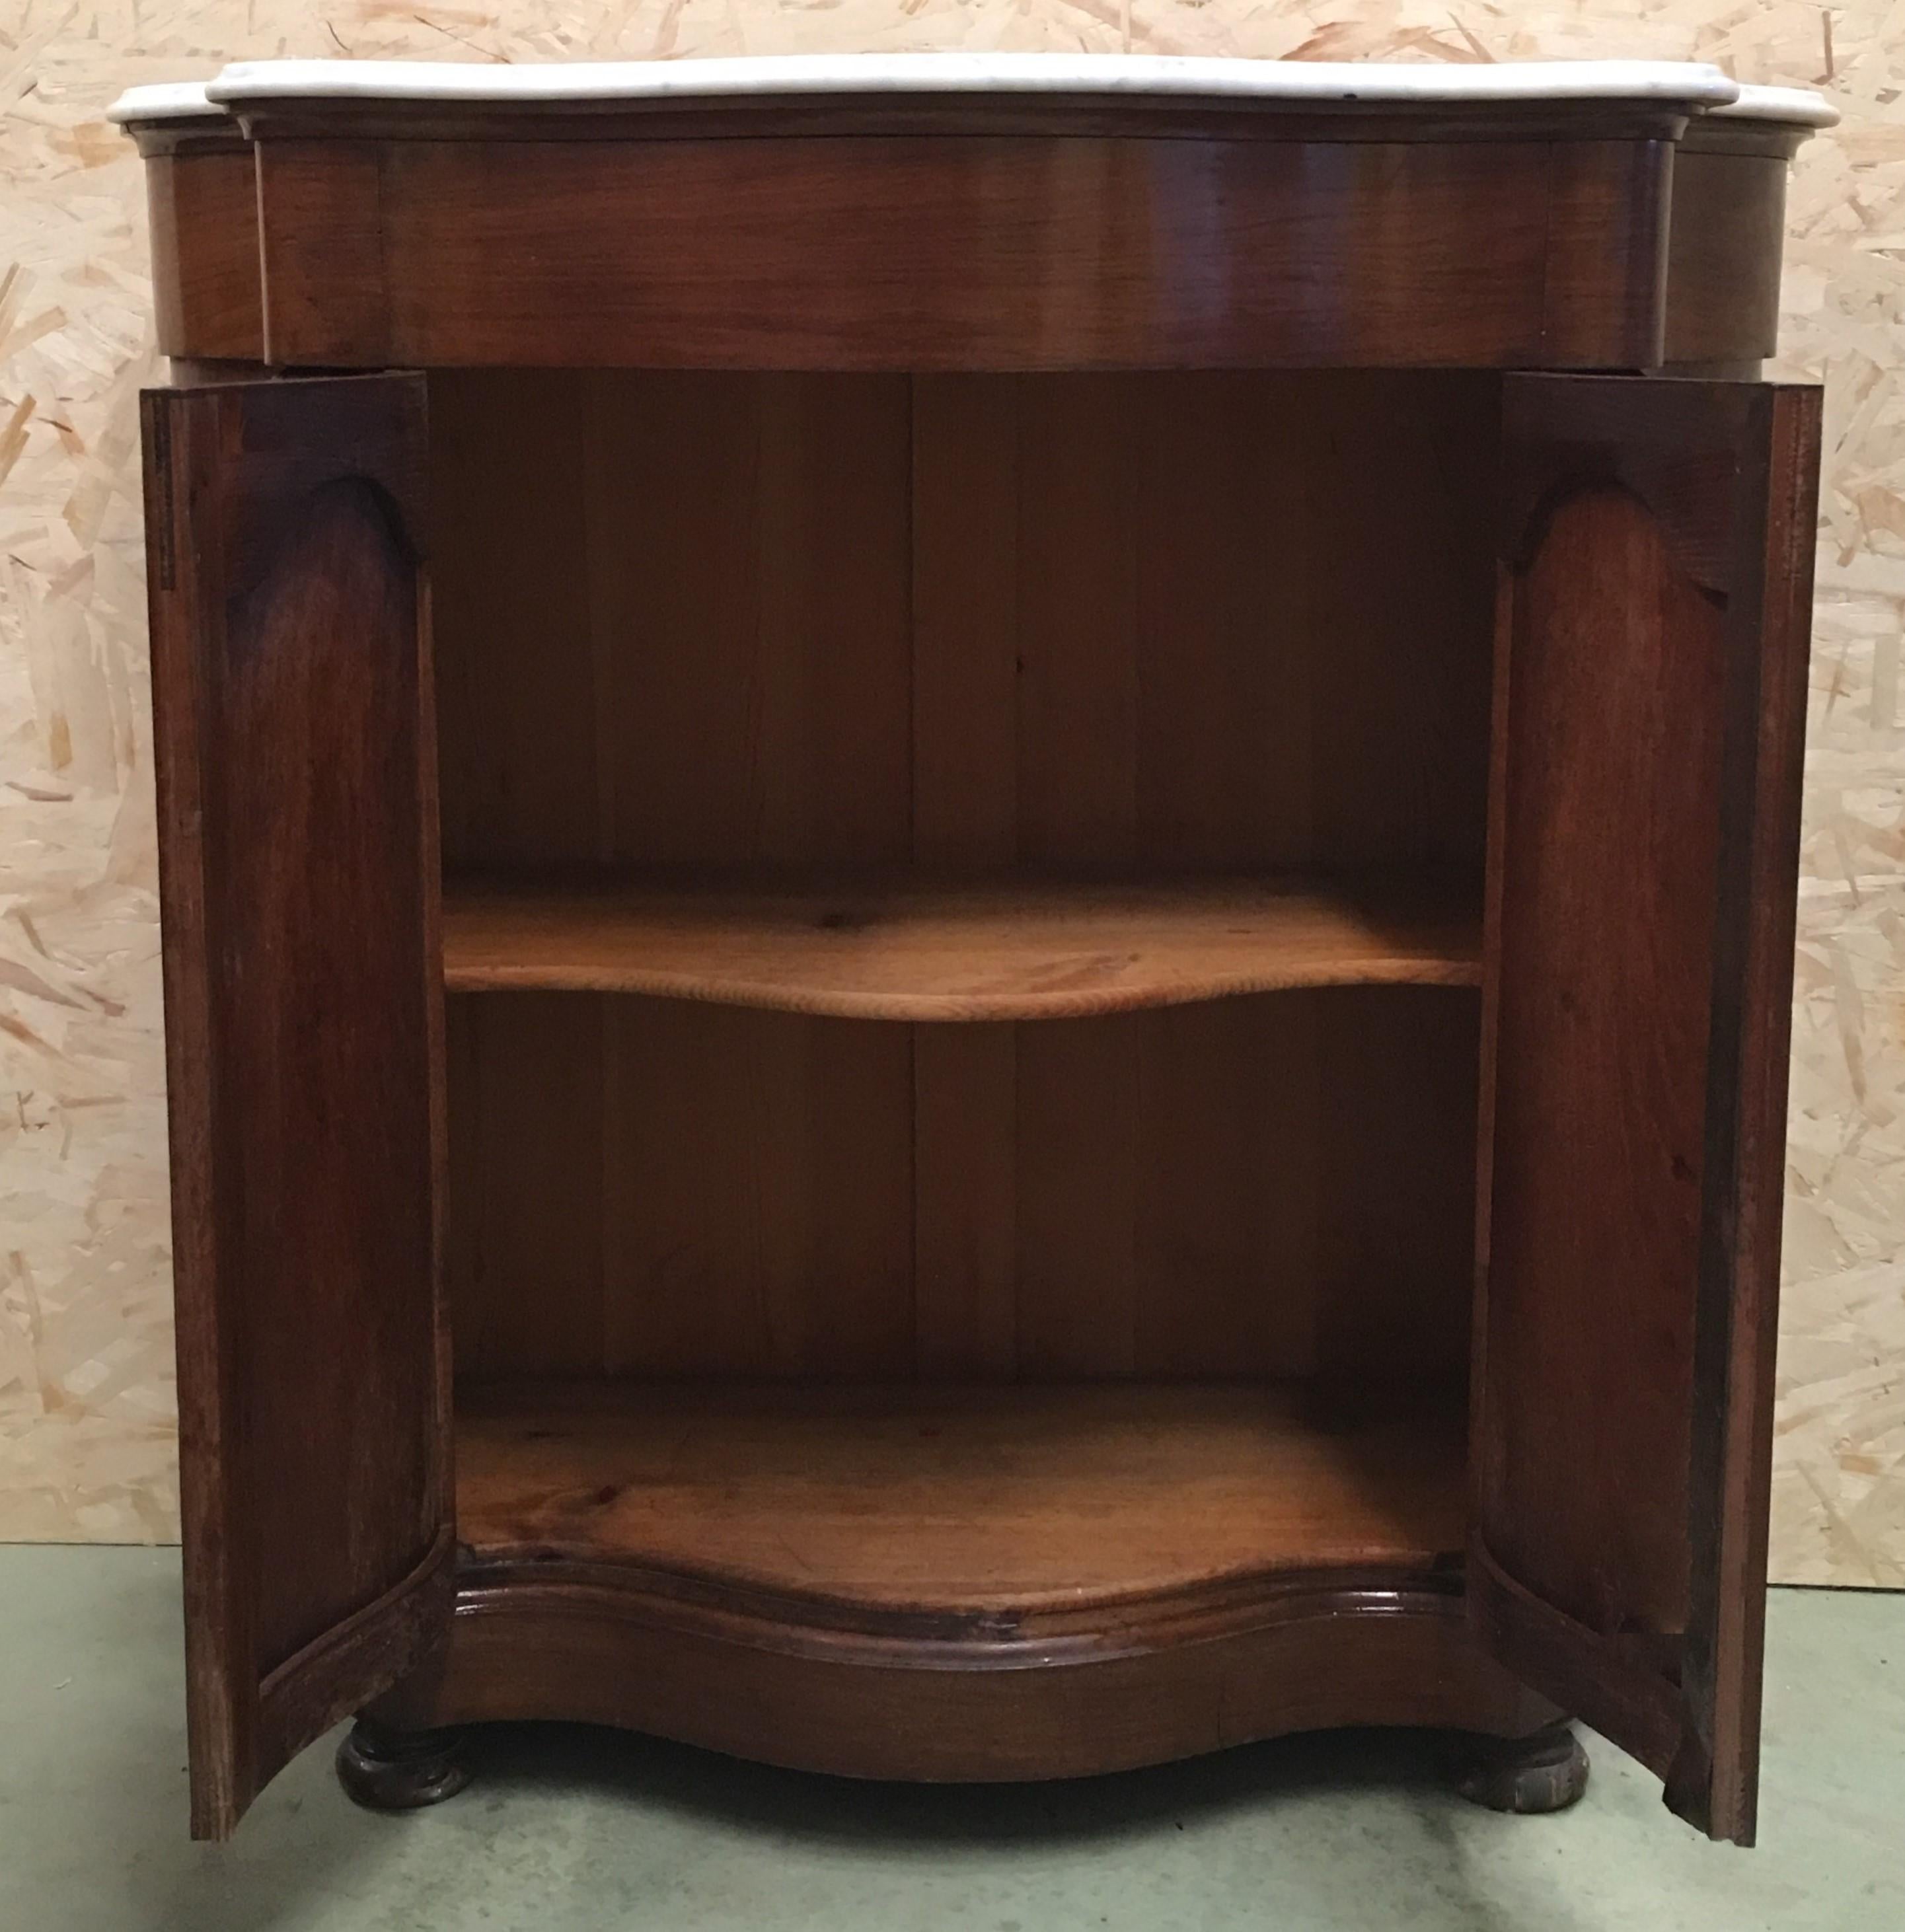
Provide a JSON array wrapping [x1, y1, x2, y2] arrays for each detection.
[[122, 67, 1824, 1848]]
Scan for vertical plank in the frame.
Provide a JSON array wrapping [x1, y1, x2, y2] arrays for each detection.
[[913, 1026, 1019, 1377], [765, 1014, 916, 1376], [911, 375, 1023, 1376], [752, 373, 914, 865], [433, 371, 608, 1382], [1016, 1016, 1140, 1376], [603, 1003, 913, 1377], [1125, 376, 1312, 1384], [748, 378, 914, 1366], [1010, 377, 1144, 1372], [447, 996, 607, 1378], [431, 370, 599, 870], [1133, 373, 1312, 868], [587, 372, 765, 864], [1016, 375, 1142, 862], [601, 999, 774, 1374], [580, 369, 912, 864], [1133, 999, 1320, 1378], [1300, 372, 1499, 871], [911, 374, 1022, 864], [581, 373, 917, 1376], [1313, 988, 1477, 1383]]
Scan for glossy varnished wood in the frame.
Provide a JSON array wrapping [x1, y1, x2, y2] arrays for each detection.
[[439, 873, 1481, 1017], [130, 97, 1814, 375], [430, 1378, 1549, 1779], [143, 140, 262, 361], [426, 1566, 1551, 1782], [455, 1381, 1469, 1617], [1661, 149, 1789, 370], [435, 371, 1491, 1388], [447, 991, 1479, 1385], [249, 134, 1672, 370], [122, 68, 1826, 1841], [1473, 374, 1821, 1845], [143, 374, 451, 1839]]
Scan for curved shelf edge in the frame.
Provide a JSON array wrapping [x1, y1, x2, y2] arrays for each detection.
[[440, 875, 1483, 1020]]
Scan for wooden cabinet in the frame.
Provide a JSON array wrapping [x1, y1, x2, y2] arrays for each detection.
[[116, 56, 1829, 1847]]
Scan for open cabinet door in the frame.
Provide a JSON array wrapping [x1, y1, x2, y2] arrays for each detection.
[[1474, 374, 1820, 1845], [143, 375, 451, 1839]]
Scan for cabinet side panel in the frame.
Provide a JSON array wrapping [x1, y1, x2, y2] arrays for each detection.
[[145, 149, 266, 362], [1662, 152, 1788, 369]]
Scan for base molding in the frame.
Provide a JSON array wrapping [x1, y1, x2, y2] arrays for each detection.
[[412, 1561, 1552, 1781]]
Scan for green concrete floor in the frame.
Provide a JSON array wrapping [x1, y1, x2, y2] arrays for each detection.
[[0, 1549, 1898, 1932]]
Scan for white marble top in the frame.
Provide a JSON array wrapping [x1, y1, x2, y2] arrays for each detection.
[[107, 57, 1837, 129], [1712, 83, 1838, 126]]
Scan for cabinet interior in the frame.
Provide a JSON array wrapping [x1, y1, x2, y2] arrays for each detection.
[[431, 367, 1499, 1612]]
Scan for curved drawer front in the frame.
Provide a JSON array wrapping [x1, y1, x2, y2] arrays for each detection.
[[124, 81, 1814, 373]]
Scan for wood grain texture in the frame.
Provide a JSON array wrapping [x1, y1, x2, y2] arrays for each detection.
[[430, 1565, 1550, 1781], [436, 370, 1492, 1388], [11, 4, 1881, 1608], [440, 873, 1482, 1016], [449, 990, 1475, 1385], [1684, 381, 1823, 1845], [244, 133, 1684, 371], [143, 374, 449, 1839], [424, 1376, 1552, 1783], [139, 123, 1809, 383], [1537, 137, 1670, 367], [139, 108, 1799, 375], [144, 148, 263, 361], [254, 141, 387, 367], [1662, 150, 1789, 370], [455, 1380, 1469, 1614], [1475, 374, 1821, 1846], [56, 11, 1824, 1839]]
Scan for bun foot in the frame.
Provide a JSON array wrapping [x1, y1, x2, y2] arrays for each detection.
[[1454, 1721, 1590, 1815], [336, 1718, 471, 1814]]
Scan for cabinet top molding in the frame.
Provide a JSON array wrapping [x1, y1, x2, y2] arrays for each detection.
[[109, 56, 1834, 128]]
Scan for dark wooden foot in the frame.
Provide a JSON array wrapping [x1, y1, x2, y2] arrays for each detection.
[[336, 1718, 471, 1814], [1453, 1721, 1589, 1815]]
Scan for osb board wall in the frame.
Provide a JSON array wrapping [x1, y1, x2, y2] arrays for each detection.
[[0, 2, 1899, 1582]]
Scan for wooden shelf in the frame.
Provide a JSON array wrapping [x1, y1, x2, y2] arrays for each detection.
[[440, 873, 1481, 1020], [455, 1381, 1468, 1619]]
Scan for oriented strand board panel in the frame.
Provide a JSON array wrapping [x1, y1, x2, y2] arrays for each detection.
[[1, 2, 1900, 1586]]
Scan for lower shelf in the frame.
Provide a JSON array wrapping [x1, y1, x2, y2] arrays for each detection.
[[431, 1382, 1546, 1777], [455, 1380, 1470, 1629]]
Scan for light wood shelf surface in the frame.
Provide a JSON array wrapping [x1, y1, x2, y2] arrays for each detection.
[[455, 1380, 1468, 1616], [441, 874, 1481, 1019]]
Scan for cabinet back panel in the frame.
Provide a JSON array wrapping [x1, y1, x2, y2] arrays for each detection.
[[446, 988, 1476, 1383], [433, 369, 1495, 1385], [434, 369, 1497, 875]]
